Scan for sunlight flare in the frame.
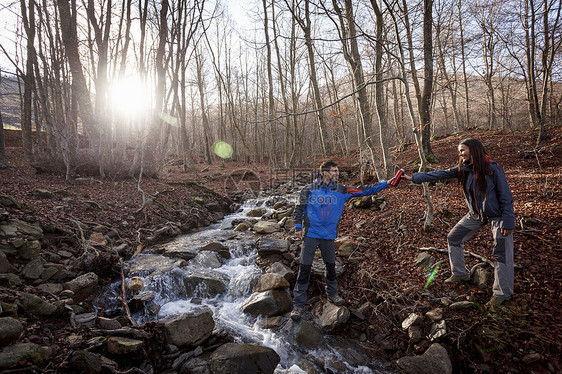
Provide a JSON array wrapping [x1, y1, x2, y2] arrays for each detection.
[[110, 76, 150, 118]]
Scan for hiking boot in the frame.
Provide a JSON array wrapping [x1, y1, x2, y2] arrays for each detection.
[[444, 273, 470, 284], [291, 305, 304, 320], [327, 295, 345, 306], [485, 296, 510, 308]]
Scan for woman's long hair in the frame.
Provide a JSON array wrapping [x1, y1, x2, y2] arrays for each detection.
[[458, 138, 491, 196]]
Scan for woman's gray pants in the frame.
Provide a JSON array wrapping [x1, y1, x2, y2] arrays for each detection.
[[447, 213, 514, 298], [293, 237, 338, 307]]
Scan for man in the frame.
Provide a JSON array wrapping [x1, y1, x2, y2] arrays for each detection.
[[291, 160, 395, 320]]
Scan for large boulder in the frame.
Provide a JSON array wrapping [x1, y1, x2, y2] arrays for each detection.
[[253, 221, 281, 234], [106, 337, 143, 355], [64, 272, 99, 302], [314, 302, 350, 333], [20, 292, 58, 316], [396, 343, 452, 374], [181, 268, 229, 298], [0, 343, 50, 369], [242, 290, 291, 318], [163, 309, 215, 347], [209, 343, 280, 374], [266, 262, 295, 283], [255, 237, 289, 256], [283, 319, 326, 349], [191, 251, 222, 269], [199, 242, 231, 260], [253, 273, 290, 292], [0, 317, 23, 346]]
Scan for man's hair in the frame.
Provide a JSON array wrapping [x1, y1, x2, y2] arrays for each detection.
[[320, 160, 338, 173]]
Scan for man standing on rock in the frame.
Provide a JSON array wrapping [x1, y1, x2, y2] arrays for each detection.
[[291, 160, 396, 320]]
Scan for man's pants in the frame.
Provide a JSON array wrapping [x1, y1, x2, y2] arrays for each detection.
[[447, 213, 514, 298], [293, 237, 338, 307]]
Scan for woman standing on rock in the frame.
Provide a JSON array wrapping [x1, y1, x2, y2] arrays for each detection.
[[402, 138, 515, 307]]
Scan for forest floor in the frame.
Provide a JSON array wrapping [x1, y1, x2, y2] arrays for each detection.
[[0, 126, 561, 373]]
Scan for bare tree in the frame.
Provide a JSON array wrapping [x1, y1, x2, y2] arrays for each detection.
[[20, 0, 36, 161], [285, 0, 333, 157]]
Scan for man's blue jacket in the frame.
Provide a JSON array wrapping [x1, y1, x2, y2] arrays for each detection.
[[294, 178, 389, 240]]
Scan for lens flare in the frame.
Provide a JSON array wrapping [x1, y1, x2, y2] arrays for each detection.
[[212, 141, 233, 159], [424, 260, 443, 290]]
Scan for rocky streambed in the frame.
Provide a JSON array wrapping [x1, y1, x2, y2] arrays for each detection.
[[0, 186, 453, 373]]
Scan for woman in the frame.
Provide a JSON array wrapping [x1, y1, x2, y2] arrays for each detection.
[[403, 138, 515, 307]]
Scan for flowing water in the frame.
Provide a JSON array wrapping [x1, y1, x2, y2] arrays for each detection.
[[96, 197, 392, 373]]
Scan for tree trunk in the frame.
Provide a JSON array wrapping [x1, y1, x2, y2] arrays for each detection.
[[21, 0, 37, 162]]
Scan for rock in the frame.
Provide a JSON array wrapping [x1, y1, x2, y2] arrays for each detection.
[[0, 272, 21, 285], [37, 283, 64, 294], [472, 267, 490, 289], [181, 268, 229, 298], [64, 272, 99, 302], [97, 317, 121, 330], [12, 219, 44, 239], [253, 221, 281, 234], [87, 232, 107, 247], [247, 207, 268, 217], [253, 273, 290, 292], [0, 301, 18, 317], [429, 320, 447, 341], [180, 357, 210, 374], [287, 320, 326, 348], [74, 313, 98, 328], [266, 262, 295, 283], [449, 301, 477, 310], [234, 222, 251, 231], [336, 239, 358, 257], [315, 302, 350, 333], [408, 326, 422, 344], [209, 343, 280, 374], [242, 289, 291, 318], [522, 352, 541, 364], [128, 291, 156, 314], [0, 195, 21, 208], [163, 309, 215, 347], [20, 292, 58, 316], [192, 251, 222, 269], [18, 240, 41, 260], [69, 350, 102, 374], [0, 250, 16, 273], [0, 343, 50, 369], [106, 337, 143, 355], [256, 237, 289, 255], [34, 189, 54, 199], [128, 277, 144, 292], [402, 313, 422, 330], [0, 317, 23, 346], [22, 258, 45, 279], [199, 242, 231, 259], [41, 266, 60, 281], [413, 252, 435, 268], [396, 343, 452, 374], [425, 308, 443, 321], [260, 316, 287, 329]]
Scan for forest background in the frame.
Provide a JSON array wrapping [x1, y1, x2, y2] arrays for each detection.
[[0, 0, 560, 177]]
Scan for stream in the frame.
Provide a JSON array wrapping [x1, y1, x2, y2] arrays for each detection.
[[95, 196, 392, 373]]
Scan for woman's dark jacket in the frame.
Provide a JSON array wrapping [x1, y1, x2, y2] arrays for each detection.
[[411, 160, 514, 230]]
